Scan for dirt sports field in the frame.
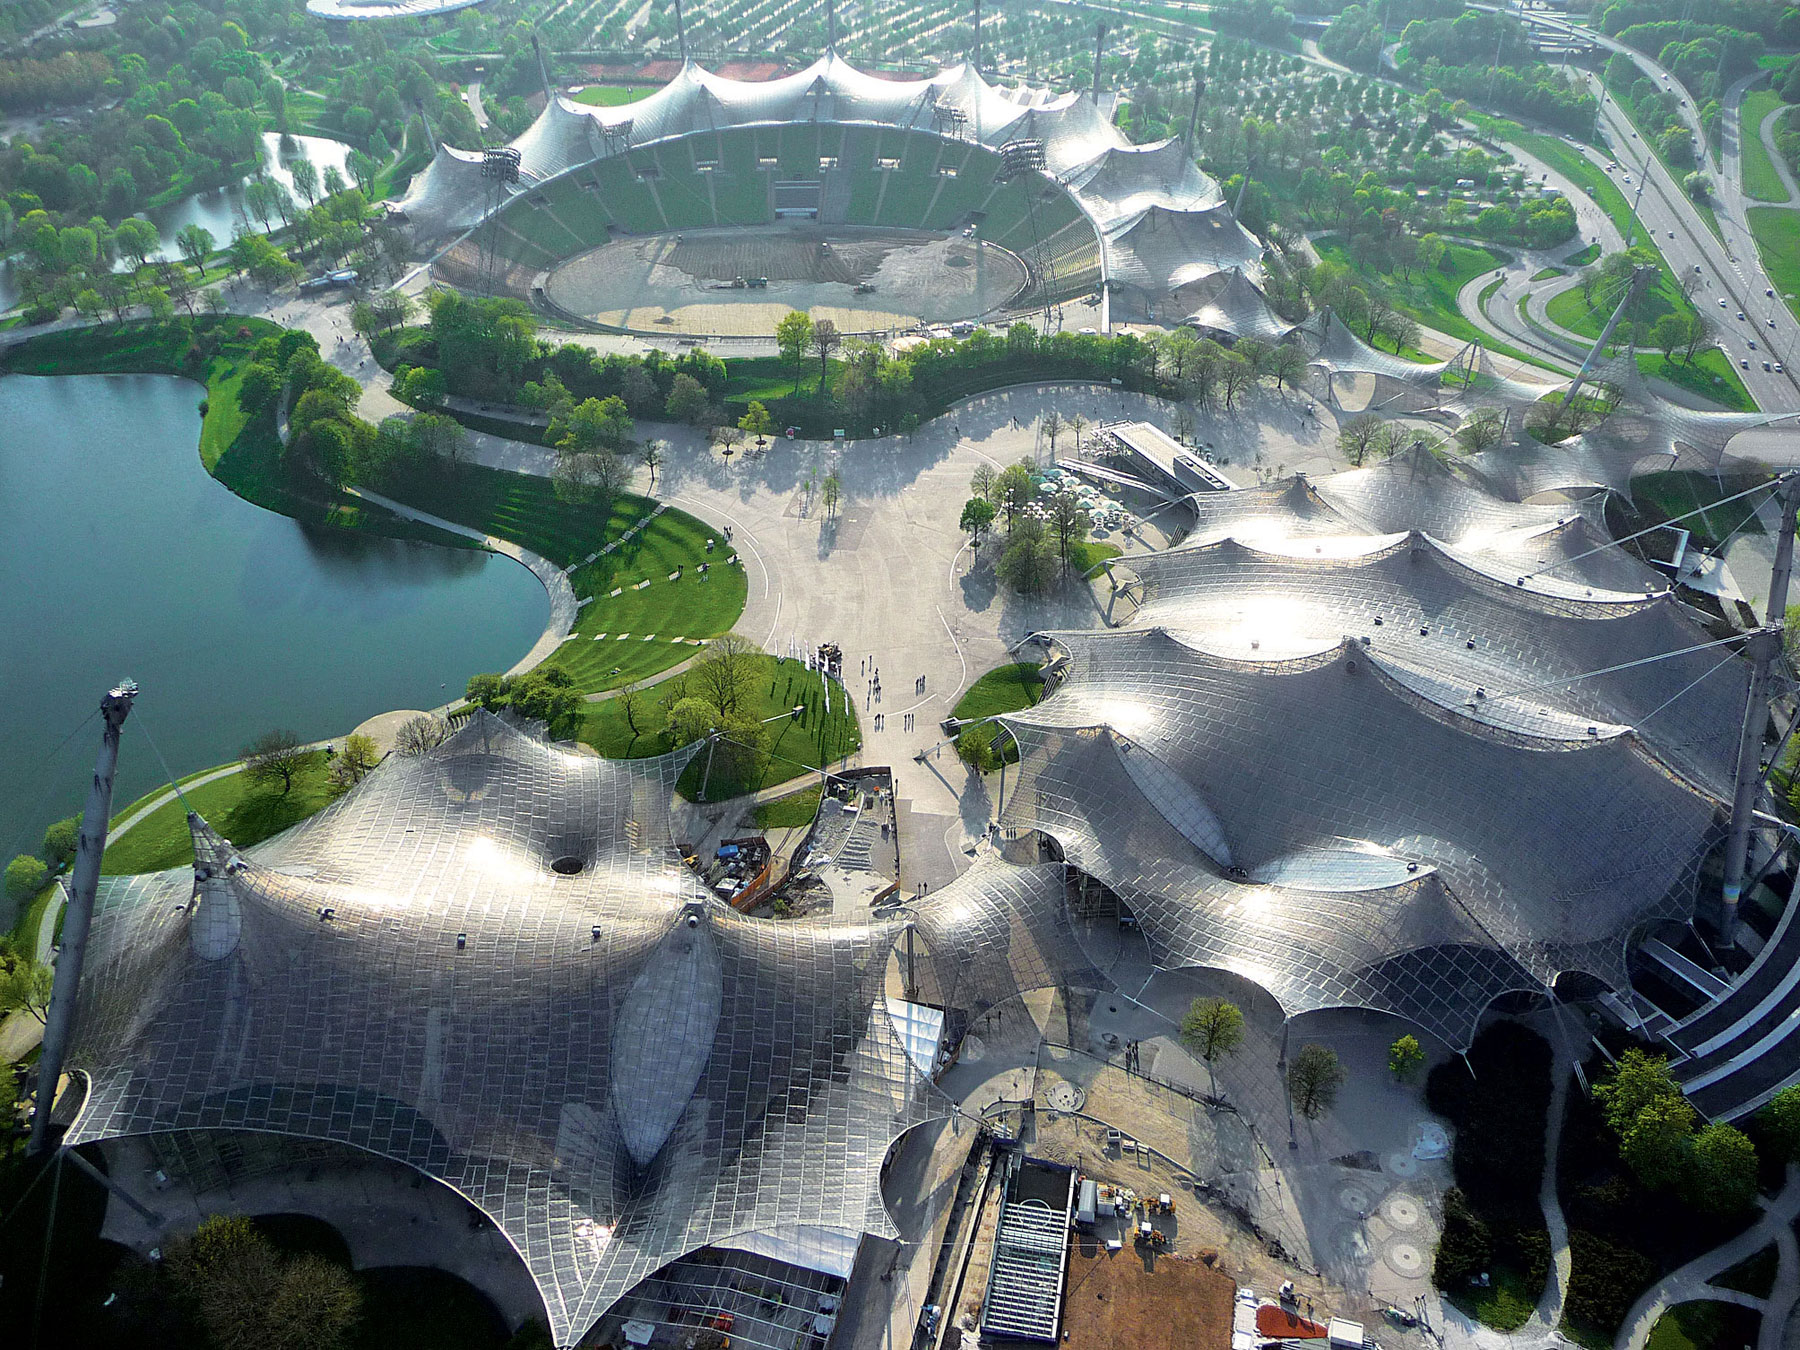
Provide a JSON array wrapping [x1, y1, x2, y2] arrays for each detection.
[[542, 224, 1028, 336], [1059, 1237, 1235, 1350]]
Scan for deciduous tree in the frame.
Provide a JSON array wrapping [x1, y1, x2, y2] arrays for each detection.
[[242, 729, 308, 796], [1289, 1044, 1346, 1120]]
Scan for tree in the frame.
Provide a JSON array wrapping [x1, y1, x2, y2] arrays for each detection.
[[323, 165, 348, 198], [691, 633, 759, 718], [820, 471, 843, 521], [1266, 344, 1308, 391], [346, 148, 379, 195], [1337, 412, 1384, 467], [328, 733, 380, 790], [290, 157, 320, 207], [115, 216, 159, 269], [664, 372, 711, 424], [1620, 1093, 1696, 1190], [811, 317, 841, 393], [998, 519, 1058, 594], [738, 401, 774, 446], [618, 684, 656, 740], [1595, 1049, 1685, 1136], [559, 395, 632, 452], [1068, 412, 1089, 451], [1179, 997, 1245, 1089], [5, 854, 50, 905], [970, 463, 999, 502], [42, 816, 79, 871], [166, 1215, 361, 1350], [641, 439, 665, 487], [143, 286, 175, 322], [1220, 352, 1256, 408], [960, 496, 998, 548], [1042, 409, 1064, 458], [0, 958, 53, 1025], [1758, 1085, 1800, 1163], [667, 696, 721, 747], [775, 310, 813, 394], [1388, 1034, 1425, 1083], [1455, 407, 1506, 453], [1048, 492, 1090, 575], [393, 715, 449, 757], [1682, 1122, 1758, 1215], [242, 729, 309, 796], [507, 668, 585, 737], [175, 223, 214, 272], [994, 462, 1035, 533], [1289, 1044, 1346, 1120]]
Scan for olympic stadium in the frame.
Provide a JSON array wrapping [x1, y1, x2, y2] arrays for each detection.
[[399, 53, 1268, 337]]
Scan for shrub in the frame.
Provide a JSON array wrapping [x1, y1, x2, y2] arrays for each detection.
[[4, 854, 49, 905], [1433, 1188, 1493, 1289], [1564, 1229, 1655, 1336]]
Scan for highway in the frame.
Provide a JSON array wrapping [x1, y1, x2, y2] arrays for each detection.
[[1512, 8, 1800, 412]]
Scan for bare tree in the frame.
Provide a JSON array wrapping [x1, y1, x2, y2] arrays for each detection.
[[811, 318, 841, 393], [821, 471, 842, 520], [1336, 413, 1384, 467], [969, 463, 998, 501], [1455, 407, 1506, 453], [393, 715, 449, 757], [1042, 409, 1064, 458], [242, 729, 309, 796]]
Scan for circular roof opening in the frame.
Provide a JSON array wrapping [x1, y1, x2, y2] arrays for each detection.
[[551, 856, 584, 876]]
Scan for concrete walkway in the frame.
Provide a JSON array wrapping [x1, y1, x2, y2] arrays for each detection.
[[1612, 1163, 1800, 1350]]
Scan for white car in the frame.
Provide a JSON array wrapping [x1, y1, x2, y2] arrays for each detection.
[[1720, 298, 1728, 307]]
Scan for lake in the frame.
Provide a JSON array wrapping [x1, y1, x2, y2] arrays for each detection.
[[0, 133, 357, 311], [0, 373, 548, 856]]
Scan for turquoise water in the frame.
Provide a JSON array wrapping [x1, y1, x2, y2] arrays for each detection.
[[0, 373, 547, 854]]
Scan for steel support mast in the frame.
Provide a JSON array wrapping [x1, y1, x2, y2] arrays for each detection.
[[1718, 476, 1800, 941], [30, 680, 136, 1154]]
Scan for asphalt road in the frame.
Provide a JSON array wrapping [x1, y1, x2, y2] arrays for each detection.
[[1512, 10, 1800, 411]]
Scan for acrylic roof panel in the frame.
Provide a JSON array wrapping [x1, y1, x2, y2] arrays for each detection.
[[308, 0, 484, 16], [67, 714, 943, 1348], [1177, 266, 1291, 342], [1062, 139, 1225, 230], [1120, 537, 1741, 789], [1002, 632, 1723, 1044], [400, 144, 504, 241], [1106, 204, 1264, 293]]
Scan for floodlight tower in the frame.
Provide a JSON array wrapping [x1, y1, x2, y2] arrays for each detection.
[[971, 0, 982, 71], [1561, 265, 1652, 412], [1092, 23, 1107, 97], [675, 0, 689, 61], [531, 30, 553, 104], [29, 681, 137, 1155]]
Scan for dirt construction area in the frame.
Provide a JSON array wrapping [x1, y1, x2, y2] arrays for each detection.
[[1061, 1238, 1236, 1350], [542, 224, 1028, 336]]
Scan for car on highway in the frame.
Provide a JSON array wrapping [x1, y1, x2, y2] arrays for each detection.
[[1741, 358, 1751, 369], [1668, 231, 1674, 239], [1765, 361, 1773, 372], [1779, 363, 1787, 373], [1749, 340, 1757, 349], [1769, 318, 1777, 328], [1768, 288, 1776, 298], [1737, 312, 1745, 320], [1721, 298, 1729, 307]]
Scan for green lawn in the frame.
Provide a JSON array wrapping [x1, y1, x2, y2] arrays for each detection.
[[101, 752, 338, 875], [378, 463, 747, 693], [1071, 540, 1123, 577], [6, 880, 59, 951], [570, 84, 655, 106], [1532, 266, 1564, 282], [1314, 236, 1510, 350], [1448, 1265, 1539, 1333], [580, 654, 861, 802], [1748, 206, 1800, 322], [1644, 1301, 1761, 1350], [952, 661, 1045, 769], [753, 784, 824, 829], [1566, 241, 1602, 267], [1630, 469, 1767, 550], [1542, 280, 1756, 409], [1740, 90, 1789, 203]]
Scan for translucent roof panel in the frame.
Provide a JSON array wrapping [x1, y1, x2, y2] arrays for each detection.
[[67, 714, 944, 1348]]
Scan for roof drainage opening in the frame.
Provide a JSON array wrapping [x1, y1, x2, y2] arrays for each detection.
[[551, 856, 585, 876]]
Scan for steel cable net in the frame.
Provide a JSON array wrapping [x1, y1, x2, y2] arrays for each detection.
[[65, 713, 945, 1347], [998, 447, 1748, 1046]]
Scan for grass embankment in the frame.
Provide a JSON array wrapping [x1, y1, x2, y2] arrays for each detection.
[[570, 84, 655, 106], [1644, 1302, 1761, 1350], [1630, 469, 1767, 551], [1747, 206, 1800, 322], [379, 462, 747, 693], [1566, 241, 1602, 267], [101, 752, 338, 875], [1314, 236, 1512, 350], [0, 320, 471, 546], [580, 654, 860, 801], [1739, 90, 1790, 203], [753, 784, 824, 829], [952, 662, 1045, 769], [1543, 284, 1757, 411], [1532, 266, 1564, 282]]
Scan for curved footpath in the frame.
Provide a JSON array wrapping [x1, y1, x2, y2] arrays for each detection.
[[1612, 1164, 1800, 1350]]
